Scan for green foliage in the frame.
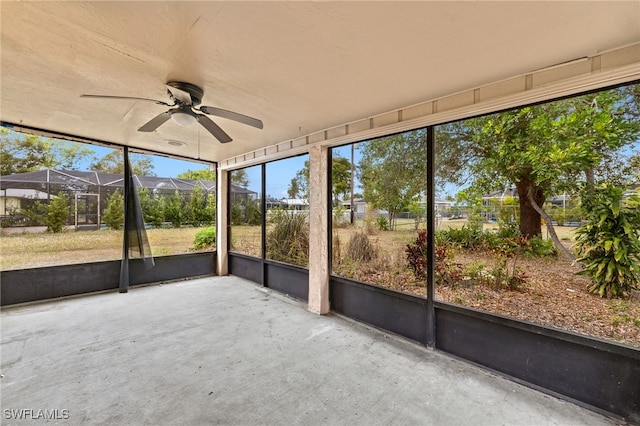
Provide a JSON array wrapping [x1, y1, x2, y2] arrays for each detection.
[[408, 201, 425, 230], [293, 156, 352, 203], [137, 188, 164, 228], [266, 209, 309, 267], [358, 131, 427, 229], [455, 188, 484, 233], [438, 226, 484, 250], [44, 192, 71, 233], [527, 236, 558, 257], [230, 169, 250, 188], [232, 197, 261, 226], [1, 128, 94, 175], [164, 190, 186, 228], [177, 168, 216, 181], [186, 185, 207, 227], [376, 215, 389, 231], [193, 227, 216, 250], [204, 193, 216, 225], [102, 189, 124, 230], [438, 226, 557, 259], [332, 204, 349, 228], [90, 151, 155, 176], [345, 231, 376, 262], [438, 85, 640, 237], [575, 185, 640, 298]]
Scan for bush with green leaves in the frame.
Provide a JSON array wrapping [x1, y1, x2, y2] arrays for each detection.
[[231, 197, 262, 226], [138, 188, 165, 228], [266, 209, 309, 267], [575, 185, 640, 298], [193, 227, 216, 250], [103, 189, 124, 230], [165, 190, 186, 228], [376, 215, 389, 231], [41, 192, 71, 233]]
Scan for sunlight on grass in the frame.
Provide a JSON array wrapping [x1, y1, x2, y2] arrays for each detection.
[[1, 227, 214, 271]]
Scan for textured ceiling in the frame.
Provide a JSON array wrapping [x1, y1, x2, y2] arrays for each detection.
[[2, 1, 640, 163]]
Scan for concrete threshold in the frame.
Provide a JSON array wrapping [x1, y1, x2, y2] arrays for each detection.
[[1, 276, 619, 425]]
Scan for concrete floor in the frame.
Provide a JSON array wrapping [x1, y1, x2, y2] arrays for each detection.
[[1, 276, 619, 425]]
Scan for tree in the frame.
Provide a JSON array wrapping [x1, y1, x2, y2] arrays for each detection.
[[292, 155, 352, 205], [90, 151, 155, 176], [231, 169, 249, 188], [177, 168, 216, 181], [137, 187, 164, 228], [287, 177, 300, 199], [358, 130, 427, 230], [186, 185, 207, 227], [331, 157, 352, 205], [437, 85, 640, 257], [44, 192, 71, 233], [164, 190, 186, 228], [102, 190, 124, 230], [1, 129, 94, 175]]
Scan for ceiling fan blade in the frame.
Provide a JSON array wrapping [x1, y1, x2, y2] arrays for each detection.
[[166, 84, 192, 105], [81, 94, 171, 106], [199, 106, 264, 129], [197, 114, 233, 143], [138, 110, 173, 132]]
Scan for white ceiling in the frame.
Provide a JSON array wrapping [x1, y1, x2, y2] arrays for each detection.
[[2, 1, 640, 164]]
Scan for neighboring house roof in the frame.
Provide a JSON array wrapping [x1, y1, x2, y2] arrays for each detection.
[[0, 169, 258, 196], [0, 188, 52, 200], [280, 198, 308, 206]]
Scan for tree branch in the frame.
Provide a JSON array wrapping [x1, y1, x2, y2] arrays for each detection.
[[526, 185, 576, 262]]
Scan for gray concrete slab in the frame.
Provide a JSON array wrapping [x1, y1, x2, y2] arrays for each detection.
[[1, 276, 618, 425]]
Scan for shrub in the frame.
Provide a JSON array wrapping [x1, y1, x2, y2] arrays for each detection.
[[376, 215, 389, 231], [193, 227, 216, 250], [266, 209, 309, 266], [345, 231, 376, 262], [527, 236, 558, 257], [40, 192, 71, 233], [103, 190, 124, 230], [364, 203, 378, 235], [440, 226, 483, 250], [165, 190, 186, 228], [575, 185, 640, 298], [333, 204, 349, 228], [405, 230, 462, 285]]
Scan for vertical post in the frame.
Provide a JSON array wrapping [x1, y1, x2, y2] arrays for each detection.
[[216, 167, 229, 276], [350, 143, 355, 224], [426, 126, 436, 347], [119, 147, 130, 293], [261, 163, 267, 287], [308, 145, 330, 314]]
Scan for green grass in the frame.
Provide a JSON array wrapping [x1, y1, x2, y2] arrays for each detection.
[[0, 227, 211, 271]]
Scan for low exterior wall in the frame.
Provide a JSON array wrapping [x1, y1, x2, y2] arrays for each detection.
[[1, 252, 216, 306]]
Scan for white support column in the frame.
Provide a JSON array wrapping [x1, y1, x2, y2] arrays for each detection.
[[308, 144, 330, 314], [216, 168, 229, 276]]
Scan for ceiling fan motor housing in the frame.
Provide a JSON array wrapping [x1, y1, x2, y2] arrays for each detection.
[[167, 81, 204, 106]]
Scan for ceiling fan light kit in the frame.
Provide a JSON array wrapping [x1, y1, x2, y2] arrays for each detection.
[[80, 81, 263, 144], [171, 110, 198, 127]]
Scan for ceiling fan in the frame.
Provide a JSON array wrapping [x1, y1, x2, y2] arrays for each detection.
[[81, 81, 263, 143]]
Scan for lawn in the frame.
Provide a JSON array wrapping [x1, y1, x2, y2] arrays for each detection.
[[0, 227, 210, 271]]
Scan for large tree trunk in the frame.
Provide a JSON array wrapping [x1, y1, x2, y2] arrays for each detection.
[[515, 178, 544, 237]]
